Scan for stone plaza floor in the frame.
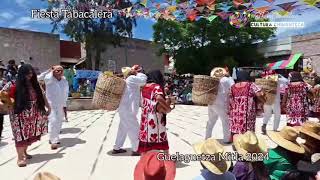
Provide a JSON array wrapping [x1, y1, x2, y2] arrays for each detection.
[[0, 105, 316, 180]]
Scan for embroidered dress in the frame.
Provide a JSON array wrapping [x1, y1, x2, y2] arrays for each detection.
[[9, 85, 48, 147], [138, 83, 169, 153], [312, 85, 320, 115], [285, 82, 310, 126], [229, 82, 261, 134]]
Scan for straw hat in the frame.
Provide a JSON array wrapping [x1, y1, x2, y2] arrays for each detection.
[[234, 131, 268, 160], [134, 151, 176, 180], [121, 67, 131, 77], [33, 172, 60, 180], [299, 121, 320, 141], [210, 67, 227, 78], [193, 138, 231, 175], [267, 126, 305, 154]]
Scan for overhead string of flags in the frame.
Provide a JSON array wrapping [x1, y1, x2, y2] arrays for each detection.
[[50, 0, 320, 28]]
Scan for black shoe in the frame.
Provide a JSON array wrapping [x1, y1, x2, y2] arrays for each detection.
[[49, 141, 60, 145], [112, 149, 127, 154], [131, 151, 141, 156], [262, 124, 267, 135]]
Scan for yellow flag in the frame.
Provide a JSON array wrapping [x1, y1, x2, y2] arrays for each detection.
[[304, 0, 320, 6], [140, 0, 148, 7]]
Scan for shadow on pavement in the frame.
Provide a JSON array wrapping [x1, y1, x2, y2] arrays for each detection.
[[27, 153, 65, 164], [0, 141, 8, 147], [60, 138, 86, 148], [60, 128, 81, 134], [176, 161, 190, 168], [106, 148, 135, 157]]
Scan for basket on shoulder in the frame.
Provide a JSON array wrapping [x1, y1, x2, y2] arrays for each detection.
[[92, 71, 126, 111]]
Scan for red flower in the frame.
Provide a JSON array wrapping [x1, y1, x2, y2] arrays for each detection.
[[149, 119, 156, 129], [160, 132, 167, 142], [140, 131, 147, 141], [141, 117, 147, 124], [140, 124, 144, 131], [150, 133, 158, 142]]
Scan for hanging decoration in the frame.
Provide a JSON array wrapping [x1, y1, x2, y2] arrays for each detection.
[[229, 11, 251, 28], [53, 0, 320, 27]]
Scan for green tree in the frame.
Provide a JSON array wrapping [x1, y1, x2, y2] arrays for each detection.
[[153, 17, 276, 74], [44, 0, 136, 70]]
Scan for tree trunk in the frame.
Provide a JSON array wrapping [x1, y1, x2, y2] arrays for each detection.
[[95, 48, 101, 71], [85, 44, 92, 70]]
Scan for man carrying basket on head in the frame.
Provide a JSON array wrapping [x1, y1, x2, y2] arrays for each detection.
[[261, 70, 288, 134], [206, 67, 234, 143], [113, 65, 147, 156]]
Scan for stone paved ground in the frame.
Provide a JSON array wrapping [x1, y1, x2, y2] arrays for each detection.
[[0, 105, 316, 180]]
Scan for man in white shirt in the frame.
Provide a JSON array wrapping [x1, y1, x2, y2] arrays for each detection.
[[41, 66, 69, 150], [113, 65, 147, 156], [206, 68, 234, 143], [262, 74, 288, 134]]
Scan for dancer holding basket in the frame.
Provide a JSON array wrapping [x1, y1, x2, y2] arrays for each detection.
[[113, 65, 147, 156]]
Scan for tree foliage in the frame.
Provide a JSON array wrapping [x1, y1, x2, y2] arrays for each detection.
[[44, 0, 136, 70], [153, 17, 276, 74]]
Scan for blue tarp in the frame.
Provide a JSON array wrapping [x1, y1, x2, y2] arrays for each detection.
[[74, 70, 101, 80], [73, 70, 101, 92]]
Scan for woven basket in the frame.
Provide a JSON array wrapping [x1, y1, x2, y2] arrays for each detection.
[[255, 78, 277, 90], [304, 78, 315, 86], [265, 93, 276, 105], [192, 75, 219, 105], [92, 74, 126, 111], [255, 78, 277, 105]]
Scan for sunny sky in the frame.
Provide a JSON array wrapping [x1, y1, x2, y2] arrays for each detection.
[[0, 0, 320, 41]]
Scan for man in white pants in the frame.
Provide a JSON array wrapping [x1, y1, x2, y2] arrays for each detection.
[[262, 74, 288, 134], [113, 65, 147, 156], [206, 68, 234, 143], [42, 66, 69, 150]]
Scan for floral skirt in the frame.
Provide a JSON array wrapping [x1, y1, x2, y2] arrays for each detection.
[[9, 103, 48, 147]]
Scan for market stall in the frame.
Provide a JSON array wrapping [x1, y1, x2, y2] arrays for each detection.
[[72, 70, 101, 97], [68, 70, 101, 111]]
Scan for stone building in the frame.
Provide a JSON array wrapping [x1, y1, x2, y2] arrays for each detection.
[[0, 27, 60, 72], [99, 38, 164, 73], [258, 32, 320, 73], [292, 32, 320, 73]]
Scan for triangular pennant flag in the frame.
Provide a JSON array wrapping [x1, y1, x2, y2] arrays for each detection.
[[216, 12, 231, 20], [303, 0, 320, 6], [208, 15, 217, 22], [140, 0, 148, 7], [233, 0, 244, 8], [167, 5, 177, 13], [264, 0, 275, 3], [156, 3, 161, 9], [196, 0, 215, 6], [178, 2, 188, 9], [218, 2, 232, 12], [277, 10, 290, 16], [254, 6, 271, 17], [195, 6, 205, 13], [276, 1, 298, 12], [187, 9, 198, 21], [207, 3, 216, 10]]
